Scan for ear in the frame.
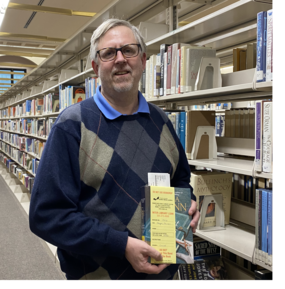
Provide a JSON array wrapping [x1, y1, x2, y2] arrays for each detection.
[[141, 52, 147, 71], [92, 60, 99, 76]]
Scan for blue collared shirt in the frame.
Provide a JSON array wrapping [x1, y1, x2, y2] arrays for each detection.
[[93, 85, 150, 120]]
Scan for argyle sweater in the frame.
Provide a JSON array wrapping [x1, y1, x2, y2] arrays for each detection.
[[29, 97, 195, 280]]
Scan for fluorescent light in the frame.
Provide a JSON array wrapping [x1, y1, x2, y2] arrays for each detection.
[[0, 0, 10, 27], [0, 44, 56, 50]]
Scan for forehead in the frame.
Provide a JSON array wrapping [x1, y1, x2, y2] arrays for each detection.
[[98, 26, 137, 49]]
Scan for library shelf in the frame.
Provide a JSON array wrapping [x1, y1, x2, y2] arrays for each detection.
[[255, 259, 272, 272], [0, 112, 60, 120], [146, 82, 272, 106], [0, 148, 35, 177], [0, 139, 41, 161], [195, 223, 255, 262], [188, 157, 272, 179], [0, 129, 47, 141]]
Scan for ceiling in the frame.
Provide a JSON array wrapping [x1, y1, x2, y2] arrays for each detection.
[[0, 0, 116, 64]]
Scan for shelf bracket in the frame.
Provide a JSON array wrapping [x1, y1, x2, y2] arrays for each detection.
[[166, 1, 178, 31]]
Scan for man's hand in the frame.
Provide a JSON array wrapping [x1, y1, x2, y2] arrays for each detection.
[[125, 237, 169, 274], [188, 200, 200, 233]]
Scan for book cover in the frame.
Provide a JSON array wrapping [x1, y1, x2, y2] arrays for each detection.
[[73, 86, 85, 103], [193, 239, 221, 260], [262, 101, 272, 173], [256, 11, 267, 82], [178, 256, 227, 280], [190, 171, 232, 227], [255, 189, 260, 262], [266, 9, 273, 81], [267, 189, 272, 266], [142, 185, 194, 264]]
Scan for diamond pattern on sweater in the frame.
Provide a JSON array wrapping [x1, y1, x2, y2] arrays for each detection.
[[79, 122, 114, 192]]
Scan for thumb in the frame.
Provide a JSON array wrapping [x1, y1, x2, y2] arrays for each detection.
[[146, 245, 163, 261]]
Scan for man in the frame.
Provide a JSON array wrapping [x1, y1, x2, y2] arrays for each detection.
[[29, 18, 200, 280]]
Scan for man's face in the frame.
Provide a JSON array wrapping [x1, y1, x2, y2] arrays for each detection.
[[92, 26, 146, 94]]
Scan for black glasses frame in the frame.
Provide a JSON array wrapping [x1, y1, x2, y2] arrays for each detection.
[[96, 43, 141, 62]]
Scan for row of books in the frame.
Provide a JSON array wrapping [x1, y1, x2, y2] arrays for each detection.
[[255, 100, 273, 173], [59, 85, 86, 111], [85, 76, 101, 99], [224, 109, 255, 138], [233, 42, 257, 72], [0, 142, 40, 175], [0, 154, 35, 192], [256, 9, 273, 83], [232, 173, 272, 204], [0, 132, 45, 158], [0, 117, 56, 138], [165, 110, 186, 150], [141, 43, 217, 99], [255, 188, 272, 267], [1, 98, 45, 118], [190, 102, 232, 111]]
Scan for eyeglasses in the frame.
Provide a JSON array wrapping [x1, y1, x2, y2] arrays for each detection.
[[96, 43, 141, 62]]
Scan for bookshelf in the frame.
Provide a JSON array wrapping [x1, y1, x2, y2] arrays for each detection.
[[0, 0, 273, 280]]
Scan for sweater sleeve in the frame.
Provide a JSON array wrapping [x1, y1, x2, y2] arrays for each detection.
[[29, 124, 129, 259]]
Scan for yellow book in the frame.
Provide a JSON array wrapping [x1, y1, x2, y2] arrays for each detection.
[[142, 186, 194, 264]]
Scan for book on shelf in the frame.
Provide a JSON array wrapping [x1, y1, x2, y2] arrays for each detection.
[[178, 256, 227, 280], [141, 185, 194, 264], [159, 44, 170, 96], [255, 100, 263, 172], [254, 269, 272, 280], [37, 119, 46, 137], [72, 86, 86, 104], [153, 54, 161, 97], [190, 171, 232, 228], [193, 238, 221, 260], [266, 9, 273, 82], [255, 188, 272, 266], [262, 101, 272, 173]]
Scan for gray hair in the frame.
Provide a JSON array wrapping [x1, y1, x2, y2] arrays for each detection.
[[90, 18, 146, 63]]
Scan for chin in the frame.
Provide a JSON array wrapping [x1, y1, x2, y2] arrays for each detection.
[[113, 82, 134, 93]]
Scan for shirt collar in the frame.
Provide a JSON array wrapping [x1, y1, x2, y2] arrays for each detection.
[[93, 85, 150, 120]]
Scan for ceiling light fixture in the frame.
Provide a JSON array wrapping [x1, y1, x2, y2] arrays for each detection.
[[0, 0, 9, 27]]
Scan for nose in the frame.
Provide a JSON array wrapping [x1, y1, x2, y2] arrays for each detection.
[[115, 50, 127, 63]]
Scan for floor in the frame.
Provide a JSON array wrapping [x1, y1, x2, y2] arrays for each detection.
[[0, 164, 66, 280]]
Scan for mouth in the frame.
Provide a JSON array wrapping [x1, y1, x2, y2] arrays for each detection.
[[113, 70, 130, 76]]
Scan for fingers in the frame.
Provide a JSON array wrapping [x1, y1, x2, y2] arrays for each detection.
[[188, 200, 200, 233], [188, 200, 197, 216], [143, 263, 169, 275], [146, 246, 163, 262], [190, 210, 200, 233]]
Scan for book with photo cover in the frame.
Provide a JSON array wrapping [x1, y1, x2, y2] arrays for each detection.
[[141, 185, 193, 264]]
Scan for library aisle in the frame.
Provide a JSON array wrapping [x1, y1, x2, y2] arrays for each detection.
[[0, 174, 65, 280]]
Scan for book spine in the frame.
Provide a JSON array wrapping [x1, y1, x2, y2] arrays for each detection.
[[258, 190, 262, 261], [256, 11, 266, 82], [176, 48, 181, 94], [166, 46, 172, 95], [267, 190, 272, 266], [255, 189, 259, 262], [262, 11, 267, 82], [164, 52, 167, 96], [160, 44, 165, 96], [261, 190, 268, 263], [262, 101, 272, 173], [171, 43, 179, 95], [266, 9, 273, 81], [175, 113, 180, 139], [180, 112, 186, 150], [255, 101, 263, 172]]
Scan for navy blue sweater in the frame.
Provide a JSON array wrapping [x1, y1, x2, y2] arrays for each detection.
[[29, 97, 194, 279]]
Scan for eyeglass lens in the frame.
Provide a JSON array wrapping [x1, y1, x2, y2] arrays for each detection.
[[99, 44, 139, 61]]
